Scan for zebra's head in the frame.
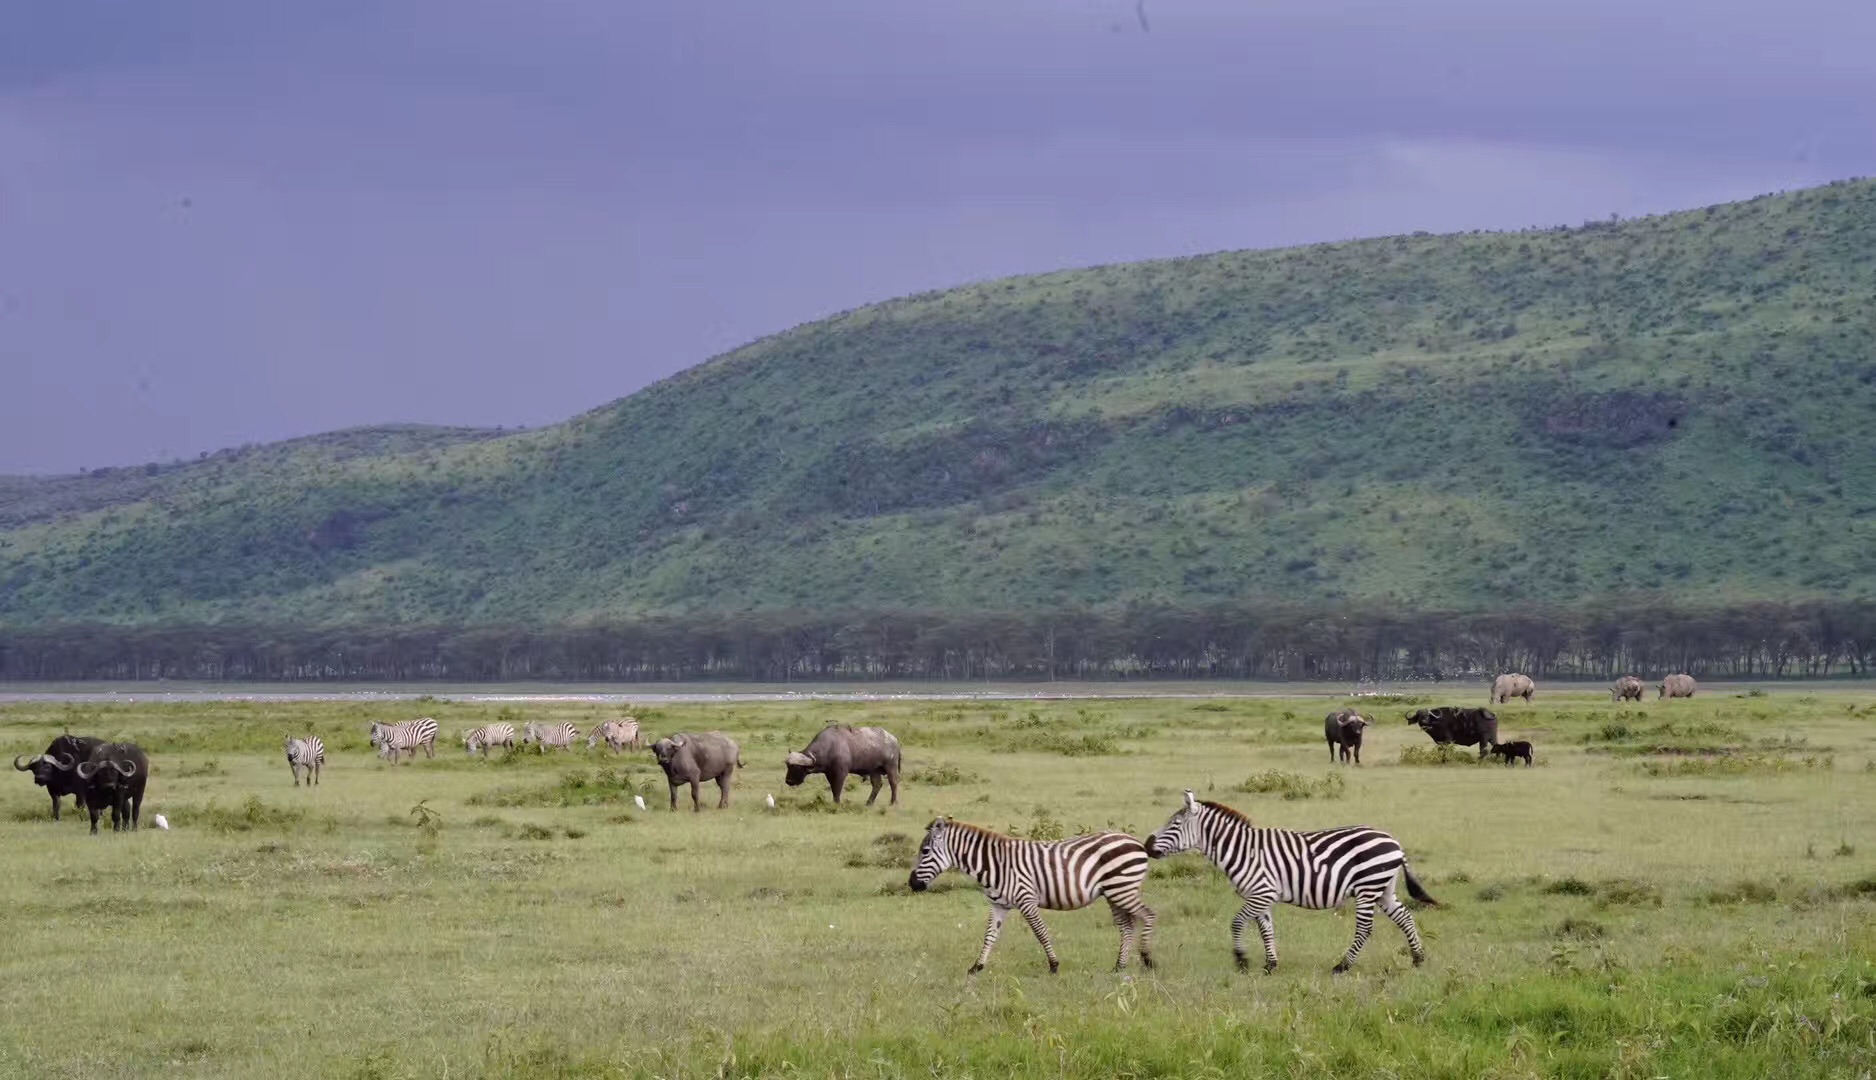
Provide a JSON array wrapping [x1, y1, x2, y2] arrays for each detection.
[[907, 817, 954, 892], [368, 722, 387, 747], [1144, 790, 1204, 858], [464, 730, 481, 754]]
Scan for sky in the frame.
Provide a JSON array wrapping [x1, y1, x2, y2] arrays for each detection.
[[3, 0, 1873, 475]]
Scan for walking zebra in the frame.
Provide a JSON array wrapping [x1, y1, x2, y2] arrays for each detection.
[[369, 717, 440, 763], [521, 721, 579, 752], [907, 816, 1155, 975], [284, 735, 324, 787], [1144, 790, 1436, 974], [587, 718, 642, 752], [463, 723, 516, 756]]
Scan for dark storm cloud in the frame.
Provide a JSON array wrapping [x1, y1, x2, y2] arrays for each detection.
[[3, 0, 1872, 473]]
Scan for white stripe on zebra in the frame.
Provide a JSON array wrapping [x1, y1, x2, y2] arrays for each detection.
[[1144, 790, 1436, 974]]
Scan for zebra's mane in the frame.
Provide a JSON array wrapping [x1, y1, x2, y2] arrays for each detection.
[[943, 820, 1017, 843], [1198, 800, 1253, 827]]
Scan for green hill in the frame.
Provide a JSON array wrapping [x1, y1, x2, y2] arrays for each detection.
[[4, 179, 1876, 640]]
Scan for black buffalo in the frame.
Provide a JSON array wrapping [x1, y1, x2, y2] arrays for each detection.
[[1405, 707, 1500, 760], [1323, 710, 1371, 765], [1489, 741, 1534, 767], [74, 742, 149, 834], [13, 735, 105, 821]]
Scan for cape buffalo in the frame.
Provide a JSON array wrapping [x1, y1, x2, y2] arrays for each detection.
[[1658, 673, 1697, 700], [13, 734, 104, 821], [1489, 740, 1534, 766], [784, 724, 902, 805], [1323, 710, 1371, 765], [1490, 674, 1536, 704], [1406, 707, 1499, 760], [1610, 676, 1645, 702], [74, 742, 149, 835], [650, 731, 743, 812]]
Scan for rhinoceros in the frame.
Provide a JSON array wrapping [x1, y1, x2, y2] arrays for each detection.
[[650, 731, 743, 812], [1490, 673, 1536, 705], [1658, 673, 1697, 700], [784, 724, 902, 805], [1610, 675, 1645, 703]]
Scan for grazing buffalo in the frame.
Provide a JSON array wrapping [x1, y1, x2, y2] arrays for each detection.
[[1490, 674, 1536, 704], [1405, 707, 1500, 760], [1610, 675, 1645, 703], [1658, 673, 1697, 700], [74, 742, 149, 835], [650, 732, 743, 812], [784, 724, 902, 805], [1323, 710, 1371, 765], [13, 734, 104, 822], [1489, 741, 1534, 767]]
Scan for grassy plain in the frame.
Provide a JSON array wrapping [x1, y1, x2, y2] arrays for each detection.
[[2, 689, 1874, 1078]]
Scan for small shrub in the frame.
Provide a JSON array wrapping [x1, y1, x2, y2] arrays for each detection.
[[1476, 883, 1507, 902], [516, 824, 556, 841], [1554, 918, 1605, 940], [1011, 808, 1066, 842], [1596, 879, 1663, 908], [1636, 753, 1833, 777], [1836, 840, 1856, 858], [200, 795, 306, 833], [1233, 770, 1347, 800], [563, 827, 586, 840], [1703, 880, 1780, 904], [1399, 744, 1482, 766], [907, 763, 982, 786], [1542, 876, 1596, 897]]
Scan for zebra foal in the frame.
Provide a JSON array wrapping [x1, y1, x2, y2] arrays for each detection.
[[369, 717, 440, 763], [1146, 790, 1435, 974], [907, 816, 1155, 975], [284, 735, 324, 786], [463, 723, 516, 756]]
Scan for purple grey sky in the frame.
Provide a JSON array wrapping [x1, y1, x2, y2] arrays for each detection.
[[3, 0, 1872, 475]]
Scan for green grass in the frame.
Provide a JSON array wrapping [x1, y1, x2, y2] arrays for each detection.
[[5, 180, 1876, 634], [3, 689, 1875, 1077]]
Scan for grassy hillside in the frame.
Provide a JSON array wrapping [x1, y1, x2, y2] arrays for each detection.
[[4, 179, 1876, 627]]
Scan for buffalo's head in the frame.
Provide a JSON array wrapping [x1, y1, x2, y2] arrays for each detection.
[[650, 737, 682, 765], [15, 751, 77, 788], [783, 751, 815, 786]]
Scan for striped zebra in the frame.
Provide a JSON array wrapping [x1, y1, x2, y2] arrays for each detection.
[[463, 723, 516, 756], [521, 721, 579, 752], [586, 718, 642, 752], [907, 816, 1155, 975], [369, 717, 440, 763], [1144, 790, 1436, 974], [284, 735, 324, 787]]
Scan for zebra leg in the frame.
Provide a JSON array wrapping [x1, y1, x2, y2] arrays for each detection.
[[1107, 899, 1136, 971], [1333, 897, 1378, 973], [969, 904, 1010, 974], [1231, 899, 1278, 972], [1135, 901, 1156, 969], [1382, 894, 1428, 966], [1015, 899, 1060, 974]]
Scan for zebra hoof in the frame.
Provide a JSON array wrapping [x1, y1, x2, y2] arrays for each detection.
[[1048, 961, 1060, 975], [1412, 953, 1426, 967], [967, 964, 983, 975], [1234, 954, 1250, 973], [1331, 961, 1351, 974], [1139, 952, 1154, 970], [1263, 961, 1277, 976]]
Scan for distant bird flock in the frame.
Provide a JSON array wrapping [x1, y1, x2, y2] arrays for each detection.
[[12, 672, 1700, 972]]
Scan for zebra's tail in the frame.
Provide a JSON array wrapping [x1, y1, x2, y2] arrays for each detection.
[[1402, 864, 1440, 907]]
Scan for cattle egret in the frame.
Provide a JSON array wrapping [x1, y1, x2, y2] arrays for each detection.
[[633, 795, 647, 811], [153, 814, 170, 830], [765, 794, 777, 810]]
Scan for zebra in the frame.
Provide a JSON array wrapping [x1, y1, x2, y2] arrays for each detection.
[[284, 735, 324, 787], [587, 718, 642, 752], [1144, 790, 1436, 974], [907, 816, 1155, 975], [369, 717, 440, 763], [463, 723, 516, 756], [521, 721, 579, 752]]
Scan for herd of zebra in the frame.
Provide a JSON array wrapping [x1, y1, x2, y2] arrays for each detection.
[[909, 789, 1435, 976], [279, 716, 646, 787]]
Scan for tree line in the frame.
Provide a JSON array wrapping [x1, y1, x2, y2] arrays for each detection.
[[3, 601, 1873, 682]]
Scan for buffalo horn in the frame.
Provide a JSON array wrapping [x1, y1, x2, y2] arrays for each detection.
[[12, 754, 37, 771], [75, 761, 97, 779], [785, 751, 814, 767], [51, 753, 76, 770], [112, 759, 138, 777]]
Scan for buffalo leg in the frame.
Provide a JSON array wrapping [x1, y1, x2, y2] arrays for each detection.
[[668, 780, 681, 811], [828, 769, 846, 804], [865, 774, 883, 806], [1328, 740, 1336, 764], [886, 767, 899, 806], [130, 790, 141, 830], [50, 792, 61, 821], [715, 773, 731, 809], [89, 804, 103, 835]]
